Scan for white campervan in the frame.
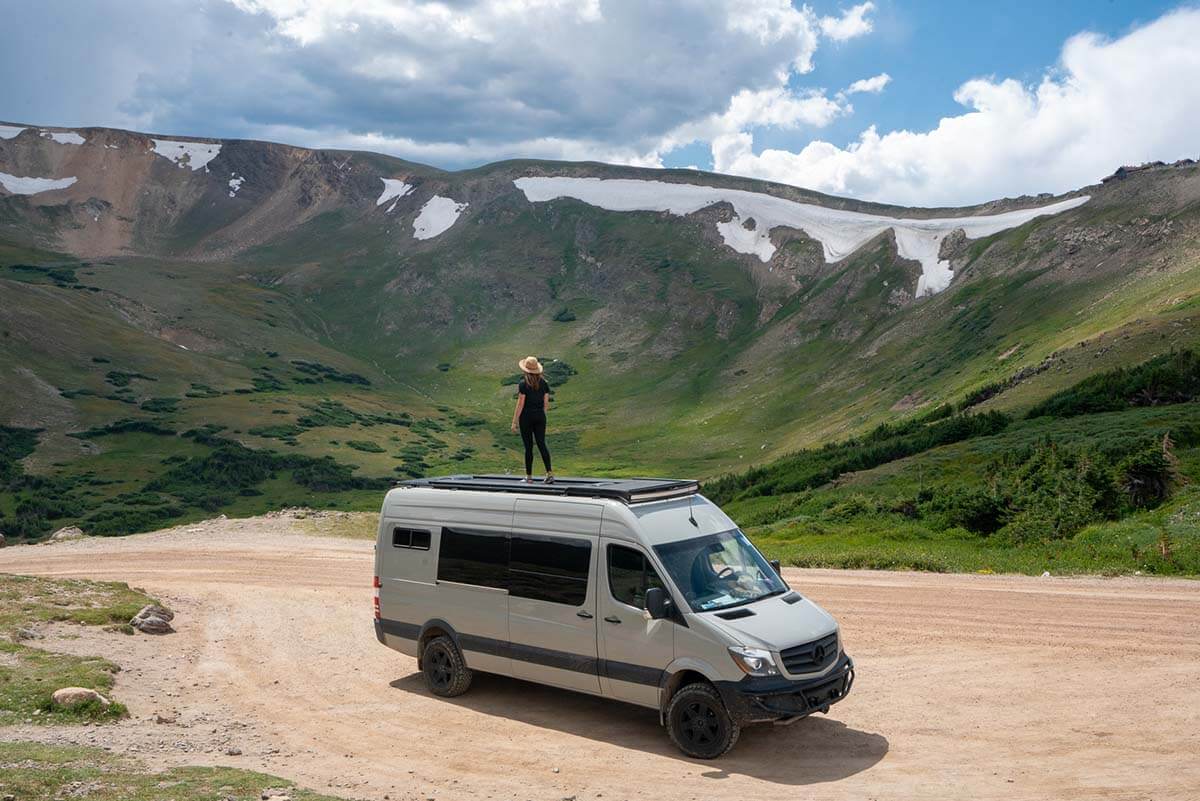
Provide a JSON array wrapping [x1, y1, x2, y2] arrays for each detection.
[[373, 475, 854, 758]]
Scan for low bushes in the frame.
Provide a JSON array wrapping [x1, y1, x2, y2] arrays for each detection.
[[1027, 350, 1200, 419]]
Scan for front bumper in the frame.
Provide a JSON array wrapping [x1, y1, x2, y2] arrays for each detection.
[[715, 653, 855, 725]]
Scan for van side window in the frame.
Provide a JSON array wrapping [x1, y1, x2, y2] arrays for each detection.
[[509, 534, 591, 606], [437, 528, 508, 589], [607, 544, 665, 610], [392, 527, 431, 550]]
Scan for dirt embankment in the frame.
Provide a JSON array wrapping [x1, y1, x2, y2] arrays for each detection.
[[1, 514, 1198, 801]]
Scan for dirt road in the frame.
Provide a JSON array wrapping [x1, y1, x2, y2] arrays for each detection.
[[2, 515, 1198, 800]]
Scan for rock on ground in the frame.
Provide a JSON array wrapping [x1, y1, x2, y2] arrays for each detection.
[[50, 526, 85, 541], [131, 604, 175, 634], [51, 687, 110, 708]]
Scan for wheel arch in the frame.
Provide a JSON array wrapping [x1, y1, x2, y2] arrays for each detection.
[[417, 619, 460, 668], [658, 657, 723, 724]]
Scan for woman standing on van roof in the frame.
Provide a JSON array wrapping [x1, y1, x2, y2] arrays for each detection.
[[510, 356, 554, 484]]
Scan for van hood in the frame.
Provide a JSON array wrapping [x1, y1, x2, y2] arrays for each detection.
[[698, 593, 837, 653]]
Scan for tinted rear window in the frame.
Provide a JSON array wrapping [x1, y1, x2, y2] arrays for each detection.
[[437, 528, 508, 590], [509, 534, 590, 606]]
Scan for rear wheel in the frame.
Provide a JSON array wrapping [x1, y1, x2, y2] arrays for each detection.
[[421, 635, 473, 697], [666, 682, 740, 759]]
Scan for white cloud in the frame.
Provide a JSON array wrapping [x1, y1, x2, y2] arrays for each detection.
[[120, 0, 829, 170], [714, 8, 1200, 206], [819, 2, 875, 42], [845, 72, 891, 95]]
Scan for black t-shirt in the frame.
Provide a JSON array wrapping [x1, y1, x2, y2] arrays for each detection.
[[518, 378, 550, 417]]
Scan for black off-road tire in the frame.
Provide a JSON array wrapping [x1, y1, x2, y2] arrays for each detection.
[[666, 682, 740, 759], [421, 635, 473, 697]]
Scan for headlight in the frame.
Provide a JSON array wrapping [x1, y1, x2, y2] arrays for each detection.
[[728, 646, 779, 677]]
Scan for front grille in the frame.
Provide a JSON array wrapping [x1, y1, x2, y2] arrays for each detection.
[[779, 632, 838, 674]]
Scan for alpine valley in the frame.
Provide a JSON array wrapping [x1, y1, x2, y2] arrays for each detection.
[[2, 121, 1198, 573]]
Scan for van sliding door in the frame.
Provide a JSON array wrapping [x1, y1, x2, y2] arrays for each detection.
[[508, 499, 602, 694]]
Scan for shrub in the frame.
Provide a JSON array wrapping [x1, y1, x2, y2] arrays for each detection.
[[1027, 350, 1200, 419], [290, 360, 371, 386], [140, 397, 179, 413], [1117, 435, 1180, 510], [988, 440, 1123, 542]]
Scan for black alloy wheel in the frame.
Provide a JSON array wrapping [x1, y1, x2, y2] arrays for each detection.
[[421, 635, 473, 697], [666, 683, 740, 759]]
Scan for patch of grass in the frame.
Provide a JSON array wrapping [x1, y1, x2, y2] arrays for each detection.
[[0, 575, 158, 725], [0, 740, 345, 801]]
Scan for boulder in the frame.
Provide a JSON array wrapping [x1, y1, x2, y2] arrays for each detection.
[[0, 532, 5, 547], [51, 687, 111, 709], [50, 526, 85, 541], [130, 604, 175, 634]]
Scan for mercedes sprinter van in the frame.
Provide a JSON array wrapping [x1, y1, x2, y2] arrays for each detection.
[[373, 474, 853, 758]]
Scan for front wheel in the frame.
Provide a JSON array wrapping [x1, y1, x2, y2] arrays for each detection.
[[421, 635, 473, 697], [666, 683, 740, 759]]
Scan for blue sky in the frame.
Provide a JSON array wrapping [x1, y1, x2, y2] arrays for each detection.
[[750, 0, 1184, 160], [2, 0, 1198, 206]]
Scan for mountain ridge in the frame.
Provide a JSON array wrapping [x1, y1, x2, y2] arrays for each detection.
[[1, 118, 1199, 543]]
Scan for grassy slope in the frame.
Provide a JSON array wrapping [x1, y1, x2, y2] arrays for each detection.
[[727, 403, 1200, 575]]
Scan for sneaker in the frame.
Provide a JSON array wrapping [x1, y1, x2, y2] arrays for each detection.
[[544, 473, 555, 484], [523, 476, 532, 484]]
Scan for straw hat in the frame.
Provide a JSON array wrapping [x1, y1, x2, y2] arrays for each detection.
[[518, 355, 544, 374]]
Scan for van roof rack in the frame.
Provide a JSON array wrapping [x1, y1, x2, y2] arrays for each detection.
[[399, 474, 700, 504]]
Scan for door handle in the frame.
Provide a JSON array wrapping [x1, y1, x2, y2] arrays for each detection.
[[603, 616, 621, 624], [577, 610, 594, 619]]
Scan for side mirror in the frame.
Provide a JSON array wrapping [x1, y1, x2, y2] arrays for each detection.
[[645, 587, 670, 620], [769, 559, 782, 575]]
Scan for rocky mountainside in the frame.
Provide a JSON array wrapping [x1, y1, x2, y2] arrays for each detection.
[[1, 120, 1198, 536]]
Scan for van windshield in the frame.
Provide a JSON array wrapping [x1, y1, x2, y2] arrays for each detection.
[[653, 528, 787, 613]]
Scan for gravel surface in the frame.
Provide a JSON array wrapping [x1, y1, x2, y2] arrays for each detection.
[[1, 514, 1198, 800]]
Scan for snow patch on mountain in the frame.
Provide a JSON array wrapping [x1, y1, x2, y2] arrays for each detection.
[[0, 172, 78, 195], [228, 174, 245, 198], [43, 130, 86, 145], [377, 178, 413, 208], [0, 125, 25, 140], [514, 177, 1090, 295], [151, 139, 221, 172], [413, 196, 468, 240]]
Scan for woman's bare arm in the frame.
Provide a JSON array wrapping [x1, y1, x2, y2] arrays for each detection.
[[511, 394, 525, 431], [544, 390, 551, 414]]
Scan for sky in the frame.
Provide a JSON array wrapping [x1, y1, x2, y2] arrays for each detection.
[[1, 0, 1198, 206]]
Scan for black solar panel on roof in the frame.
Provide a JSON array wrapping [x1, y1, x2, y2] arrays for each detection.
[[398, 474, 700, 504]]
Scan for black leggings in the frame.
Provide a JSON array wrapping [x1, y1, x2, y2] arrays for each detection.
[[519, 414, 551, 475]]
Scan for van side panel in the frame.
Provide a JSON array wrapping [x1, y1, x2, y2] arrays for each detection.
[[377, 490, 514, 675], [507, 499, 603, 694]]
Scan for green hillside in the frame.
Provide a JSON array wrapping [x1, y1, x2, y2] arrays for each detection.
[[2, 124, 1199, 571]]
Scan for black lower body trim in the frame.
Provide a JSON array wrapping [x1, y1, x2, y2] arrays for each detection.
[[379, 618, 421, 640], [377, 617, 661, 686]]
